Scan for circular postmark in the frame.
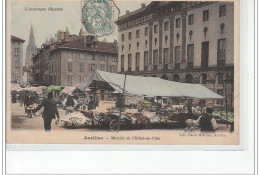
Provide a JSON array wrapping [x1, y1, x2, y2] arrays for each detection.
[[82, 0, 114, 36]]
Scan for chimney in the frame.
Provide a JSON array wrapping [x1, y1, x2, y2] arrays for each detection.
[[64, 27, 70, 41], [57, 30, 64, 41], [126, 10, 130, 14], [81, 35, 95, 44], [113, 39, 118, 49], [141, 3, 145, 8]]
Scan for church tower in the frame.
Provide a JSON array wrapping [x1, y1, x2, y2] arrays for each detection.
[[25, 25, 37, 70]]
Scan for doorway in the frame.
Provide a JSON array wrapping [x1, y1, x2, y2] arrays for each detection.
[[100, 90, 104, 100]]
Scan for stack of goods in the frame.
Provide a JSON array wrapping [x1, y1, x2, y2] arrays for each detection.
[[185, 117, 200, 131], [158, 114, 168, 123], [95, 112, 110, 127], [107, 107, 124, 113], [137, 100, 153, 111], [171, 105, 184, 113], [60, 112, 88, 128], [213, 111, 234, 123], [141, 110, 160, 124], [192, 106, 206, 115], [128, 113, 149, 125]]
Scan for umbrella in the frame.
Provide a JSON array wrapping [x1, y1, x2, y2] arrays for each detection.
[[42, 85, 65, 93], [36, 86, 46, 94], [61, 86, 77, 94]]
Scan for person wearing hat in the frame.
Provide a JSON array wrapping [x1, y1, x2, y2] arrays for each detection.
[[24, 92, 34, 114], [34, 92, 60, 132], [62, 93, 78, 116], [199, 107, 216, 132]]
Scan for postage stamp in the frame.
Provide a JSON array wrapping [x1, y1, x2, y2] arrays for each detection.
[[81, 0, 114, 36], [6, 0, 240, 145]]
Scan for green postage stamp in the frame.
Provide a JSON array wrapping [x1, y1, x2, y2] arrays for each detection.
[[82, 0, 114, 36]]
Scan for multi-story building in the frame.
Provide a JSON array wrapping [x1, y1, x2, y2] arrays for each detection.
[[115, 1, 234, 109], [11, 35, 25, 84], [32, 29, 118, 87]]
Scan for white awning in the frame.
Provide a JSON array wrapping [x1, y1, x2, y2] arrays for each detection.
[[78, 70, 223, 99]]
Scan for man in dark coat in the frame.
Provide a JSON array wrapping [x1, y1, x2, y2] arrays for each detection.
[[34, 92, 60, 132], [24, 92, 33, 113], [88, 96, 94, 110], [199, 107, 214, 132]]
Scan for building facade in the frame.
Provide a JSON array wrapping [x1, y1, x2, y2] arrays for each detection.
[[32, 30, 118, 87], [11, 35, 25, 84], [115, 1, 234, 109]]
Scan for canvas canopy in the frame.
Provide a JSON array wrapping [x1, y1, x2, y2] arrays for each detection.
[[61, 86, 77, 94], [36, 86, 46, 94], [20, 86, 37, 91], [42, 85, 65, 93], [78, 70, 223, 99], [11, 83, 21, 91]]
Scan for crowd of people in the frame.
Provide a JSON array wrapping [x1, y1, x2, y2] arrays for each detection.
[[12, 91, 39, 112], [12, 90, 100, 131], [11, 90, 232, 133]]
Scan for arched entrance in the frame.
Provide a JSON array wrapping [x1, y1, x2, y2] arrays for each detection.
[[199, 73, 207, 84], [215, 73, 224, 84], [185, 74, 193, 83], [172, 74, 180, 82], [161, 74, 168, 80]]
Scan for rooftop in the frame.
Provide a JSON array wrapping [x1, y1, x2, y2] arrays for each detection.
[[58, 39, 118, 54], [11, 35, 25, 42]]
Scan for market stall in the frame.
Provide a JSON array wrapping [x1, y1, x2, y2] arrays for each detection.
[[61, 86, 77, 95], [74, 70, 227, 131], [11, 83, 21, 91], [82, 70, 223, 98], [42, 85, 65, 94], [36, 86, 46, 94]]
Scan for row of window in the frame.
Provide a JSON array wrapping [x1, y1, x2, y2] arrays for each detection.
[[13, 73, 19, 80], [122, 22, 226, 54], [122, 27, 149, 41], [67, 62, 116, 73], [170, 73, 224, 85], [67, 51, 117, 62], [14, 48, 19, 56], [187, 5, 226, 26], [120, 38, 226, 70], [67, 75, 85, 85], [121, 5, 227, 42]]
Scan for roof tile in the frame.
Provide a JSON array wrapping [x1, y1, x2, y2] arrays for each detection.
[[11, 35, 25, 42], [59, 39, 117, 54]]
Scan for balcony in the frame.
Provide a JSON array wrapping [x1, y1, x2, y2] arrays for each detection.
[[217, 59, 225, 67], [187, 62, 193, 68]]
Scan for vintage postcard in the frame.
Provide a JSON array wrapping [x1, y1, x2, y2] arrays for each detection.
[[6, 0, 239, 145]]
